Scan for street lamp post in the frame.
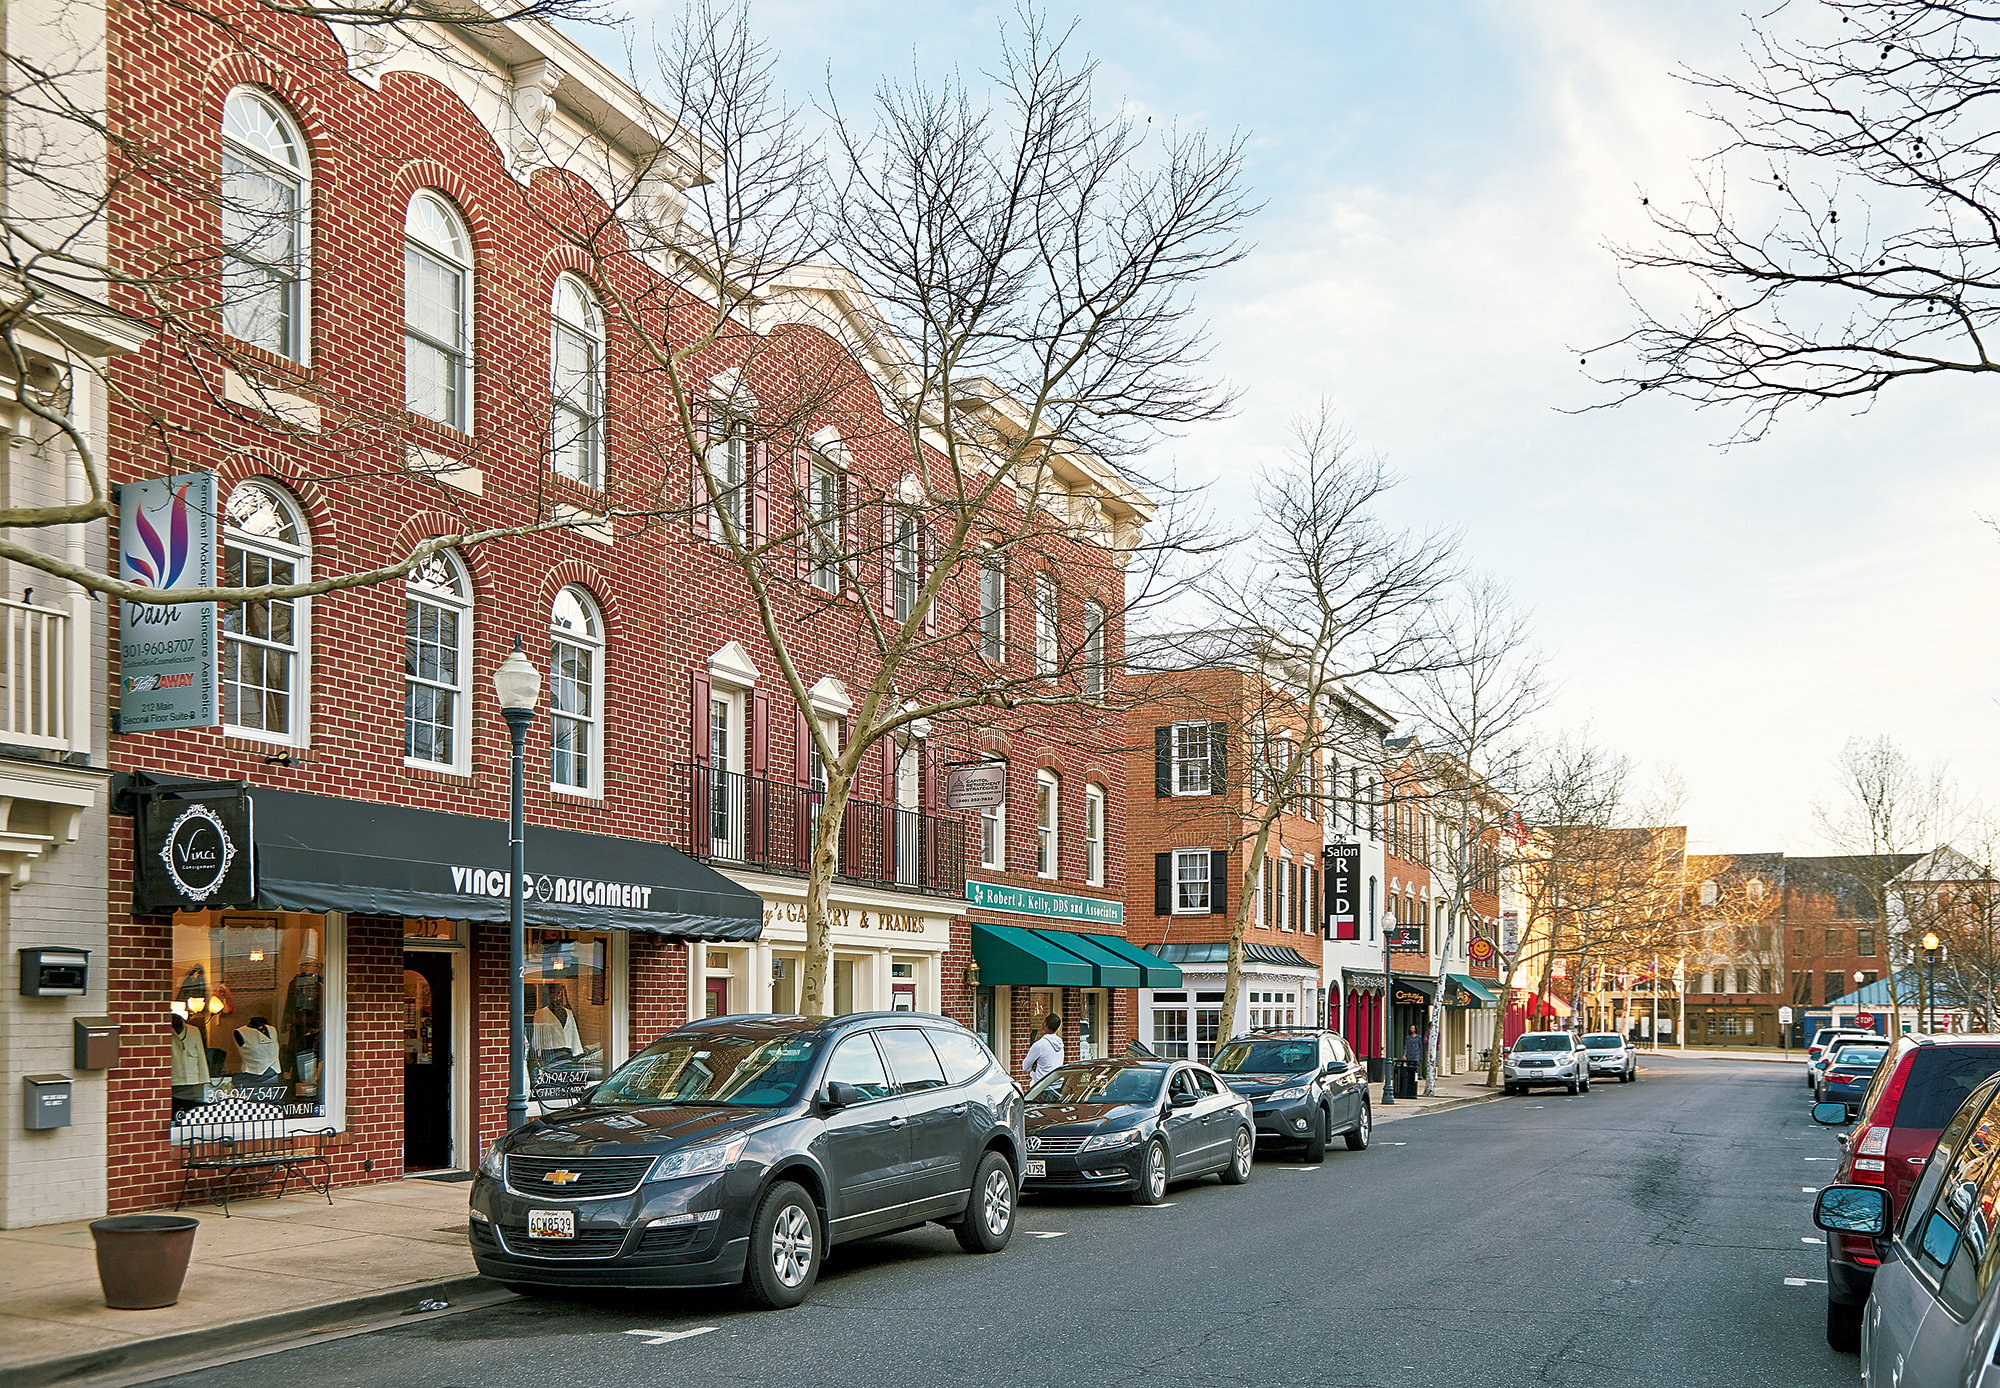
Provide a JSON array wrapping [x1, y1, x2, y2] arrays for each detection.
[[493, 638, 542, 1134], [1923, 931, 1942, 1035], [1376, 878, 1393, 1106]]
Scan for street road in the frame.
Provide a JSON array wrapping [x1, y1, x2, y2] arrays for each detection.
[[149, 1055, 1853, 1387]]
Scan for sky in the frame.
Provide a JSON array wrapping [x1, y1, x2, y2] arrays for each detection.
[[603, 1, 2000, 854]]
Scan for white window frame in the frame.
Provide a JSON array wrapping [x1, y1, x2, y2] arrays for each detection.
[[806, 453, 842, 591], [1035, 769, 1059, 879], [403, 550, 472, 773], [979, 552, 1006, 662], [220, 480, 311, 746], [1082, 599, 1105, 697], [891, 507, 921, 621], [979, 760, 1007, 870], [1278, 851, 1292, 931], [1083, 783, 1105, 886], [403, 192, 473, 432], [1172, 721, 1211, 796], [1172, 847, 1211, 915], [220, 87, 310, 362], [1035, 574, 1059, 676], [550, 275, 603, 488], [549, 585, 604, 797], [707, 412, 749, 543]]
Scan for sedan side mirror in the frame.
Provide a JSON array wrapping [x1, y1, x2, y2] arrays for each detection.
[[1170, 1091, 1200, 1110], [1811, 1101, 1853, 1127], [1814, 1185, 1890, 1237], [822, 1081, 863, 1111], [1501, 1047, 1511, 1057]]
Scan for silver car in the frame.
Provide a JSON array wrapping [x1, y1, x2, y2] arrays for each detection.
[[1503, 1032, 1591, 1095], [1582, 1033, 1638, 1084], [1812, 1070, 2000, 1381]]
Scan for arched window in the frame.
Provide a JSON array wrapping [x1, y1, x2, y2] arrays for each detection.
[[222, 480, 311, 742], [221, 88, 309, 360], [404, 193, 473, 431], [550, 276, 603, 487], [404, 551, 471, 771], [549, 586, 603, 794]]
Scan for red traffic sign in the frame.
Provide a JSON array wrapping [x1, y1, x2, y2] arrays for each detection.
[[1855, 1011, 1875, 1029]]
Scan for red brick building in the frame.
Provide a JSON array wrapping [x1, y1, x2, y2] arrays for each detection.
[[96, 3, 1155, 1214]]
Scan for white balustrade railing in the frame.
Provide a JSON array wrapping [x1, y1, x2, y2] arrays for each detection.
[[0, 597, 72, 751]]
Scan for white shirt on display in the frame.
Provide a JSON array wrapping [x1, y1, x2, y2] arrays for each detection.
[[1024, 1032, 1064, 1084]]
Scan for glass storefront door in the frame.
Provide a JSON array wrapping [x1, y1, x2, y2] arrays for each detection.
[[402, 950, 453, 1170]]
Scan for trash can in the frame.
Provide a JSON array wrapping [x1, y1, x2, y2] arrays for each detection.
[[90, 1215, 199, 1309], [1395, 1060, 1419, 1099]]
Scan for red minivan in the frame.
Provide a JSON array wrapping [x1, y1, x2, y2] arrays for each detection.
[[1816, 1035, 2000, 1351]]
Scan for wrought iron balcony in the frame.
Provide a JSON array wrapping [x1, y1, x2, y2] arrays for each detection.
[[669, 763, 966, 897]]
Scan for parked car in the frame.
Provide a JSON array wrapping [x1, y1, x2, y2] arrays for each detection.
[[469, 1012, 1024, 1309], [1805, 1028, 1881, 1090], [1814, 1039, 1889, 1113], [1021, 1058, 1255, 1203], [1812, 1069, 2000, 1383], [1503, 1031, 1591, 1095], [1209, 1028, 1372, 1161], [1810, 1033, 2000, 1350], [1581, 1032, 1637, 1084]]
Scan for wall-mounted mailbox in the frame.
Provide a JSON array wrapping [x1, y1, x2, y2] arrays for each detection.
[[19, 947, 89, 997], [74, 1018, 119, 1070], [24, 1075, 71, 1130]]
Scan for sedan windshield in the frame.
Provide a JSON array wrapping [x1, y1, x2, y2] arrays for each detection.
[[589, 1030, 821, 1108], [1212, 1039, 1319, 1075], [1027, 1063, 1164, 1106], [1514, 1034, 1576, 1052], [1583, 1035, 1625, 1049]]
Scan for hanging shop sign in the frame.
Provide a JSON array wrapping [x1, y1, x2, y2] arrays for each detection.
[[945, 761, 1007, 811], [1322, 843, 1360, 940], [1392, 979, 1435, 1009], [1501, 910, 1519, 956], [134, 787, 255, 912], [1386, 925, 1423, 951], [116, 472, 218, 733], [1468, 937, 1496, 964]]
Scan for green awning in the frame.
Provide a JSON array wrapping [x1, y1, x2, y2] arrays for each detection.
[[1444, 973, 1500, 1007], [1029, 930, 1142, 989], [1079, 933, 1183, 987], [971, 921, 1094, 987]]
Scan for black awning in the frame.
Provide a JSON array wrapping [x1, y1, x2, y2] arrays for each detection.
[[250, 788, 762, 940]]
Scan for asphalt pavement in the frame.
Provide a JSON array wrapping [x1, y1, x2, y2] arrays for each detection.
[[141, 1055, 1854, 1388]]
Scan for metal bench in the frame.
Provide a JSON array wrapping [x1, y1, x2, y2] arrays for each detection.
[[174, 1106, 335, 1215]]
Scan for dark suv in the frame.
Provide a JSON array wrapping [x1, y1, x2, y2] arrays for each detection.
[[470, 1013, 1024, 1308], [1811, 1033, 2000, 1351], [1210, 1028, 1372, 1161]]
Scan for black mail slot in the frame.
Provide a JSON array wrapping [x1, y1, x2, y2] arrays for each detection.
[[19, 947, 88, 997]]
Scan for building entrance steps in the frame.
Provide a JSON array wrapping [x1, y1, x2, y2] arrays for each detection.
[[0, 1177, 489, 1387]]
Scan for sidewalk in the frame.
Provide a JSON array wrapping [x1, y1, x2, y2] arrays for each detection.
[[1374, 1069, 1501, 1122], [0, 1177, 488, 1387]]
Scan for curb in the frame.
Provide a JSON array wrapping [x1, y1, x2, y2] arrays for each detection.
[[1375, 1090, 1503, 1123], [12, 1274, 511, 1388]]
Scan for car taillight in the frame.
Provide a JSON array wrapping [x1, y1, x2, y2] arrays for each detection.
[[1857, 1125, 1889, 1156]]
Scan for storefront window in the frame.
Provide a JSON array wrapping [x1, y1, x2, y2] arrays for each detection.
[[170, 912, 329, 1126], [1148, 990, 1222, 1061], [772, 954, 799, 1014], [834, 956, 857, 1014], [526, 928, 611, 1107]]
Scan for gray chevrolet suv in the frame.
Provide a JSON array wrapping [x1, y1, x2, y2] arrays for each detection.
[[470, 1012, 1024, 1308]]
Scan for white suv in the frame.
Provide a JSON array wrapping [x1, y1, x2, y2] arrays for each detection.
[[1582, 1032, 1637, 1084], [1504, 1032, 1591, 1095]]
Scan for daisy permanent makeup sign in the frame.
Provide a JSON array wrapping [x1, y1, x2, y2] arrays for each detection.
[[116, 471, 218, 733]]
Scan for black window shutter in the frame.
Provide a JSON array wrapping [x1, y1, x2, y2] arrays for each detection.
[[1210, 849, 1229, 915], [1208, 721, 1227, 794], [1154, 726, 1172, 797], [1154, 852, 1173, 915]]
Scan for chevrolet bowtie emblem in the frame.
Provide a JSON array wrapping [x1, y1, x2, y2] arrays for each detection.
[[542, 1169, 582, 1186]]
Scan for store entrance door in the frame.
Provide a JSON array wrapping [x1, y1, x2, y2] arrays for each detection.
[[705, 976, 729, 1018], [402, 951, 454, 1171]]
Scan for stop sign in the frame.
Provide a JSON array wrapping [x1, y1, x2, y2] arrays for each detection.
[[1856, 1011, 1876, 1029]]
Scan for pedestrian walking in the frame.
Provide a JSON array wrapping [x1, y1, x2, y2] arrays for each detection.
[[1024, 1014, 1065, 1085], [1402, 1023, 1424, 1074]]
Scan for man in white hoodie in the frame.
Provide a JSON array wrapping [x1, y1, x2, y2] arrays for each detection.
[[1023, 1014, 1065, 1085]]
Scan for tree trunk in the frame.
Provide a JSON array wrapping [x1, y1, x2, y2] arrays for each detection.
[[799, 774, 854, 1017]]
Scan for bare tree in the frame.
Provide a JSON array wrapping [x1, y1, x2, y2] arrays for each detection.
[[1588, 0, 2000, 443]]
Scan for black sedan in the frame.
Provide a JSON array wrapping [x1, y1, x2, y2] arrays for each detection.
[[1021, 1059, 1254, 1204]]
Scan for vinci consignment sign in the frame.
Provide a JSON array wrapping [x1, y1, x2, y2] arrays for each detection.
[[117, 473, 218, 732]]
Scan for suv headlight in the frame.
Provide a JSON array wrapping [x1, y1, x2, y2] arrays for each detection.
[[479, 1142, 504, 1179], [1081, 1127, 1142, 1152], [652, 1135, 750, 1181], [1267, 1085, 1310, 1102]]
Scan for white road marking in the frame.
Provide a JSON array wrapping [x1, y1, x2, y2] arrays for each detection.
[[1804, 1187, 1822, 1193], [625, 1327, 717, 1346], [1379, 1141, 1407, 1146], [1139, 1202, 1178, 1208], [1803, 1237, 1825, 1245], [1804, 1157, 1836, 1162], [1282, 1166, 1320, 1171], [1029, 1231, 1067, 1239], [1784, 1277, 1828, 1287]]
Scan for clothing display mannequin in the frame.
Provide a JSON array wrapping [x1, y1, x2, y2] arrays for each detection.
[[170, 1013, 210, 1092], [235, 1016, 280, 1077], [531, 985, 585, 1058], [282, 959, 323, 1097]]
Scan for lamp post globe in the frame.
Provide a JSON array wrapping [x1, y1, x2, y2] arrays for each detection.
[[494, 637, 540, 1136], [1921, 932, 1943, 1034]]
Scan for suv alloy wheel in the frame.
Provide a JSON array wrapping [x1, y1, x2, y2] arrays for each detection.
[[953, 1151, 1018, 1253], [742, 1181, 820, 1310], [1345, 1101, 1372, 1151]]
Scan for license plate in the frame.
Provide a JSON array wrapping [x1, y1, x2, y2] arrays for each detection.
[[527, 1209, 575, 1240], [1024, 1160, 1047, 1179]]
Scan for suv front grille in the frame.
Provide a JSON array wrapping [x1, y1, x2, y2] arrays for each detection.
[[505, 1155, 655, 1200], [496, 1225, 631, 1259]]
